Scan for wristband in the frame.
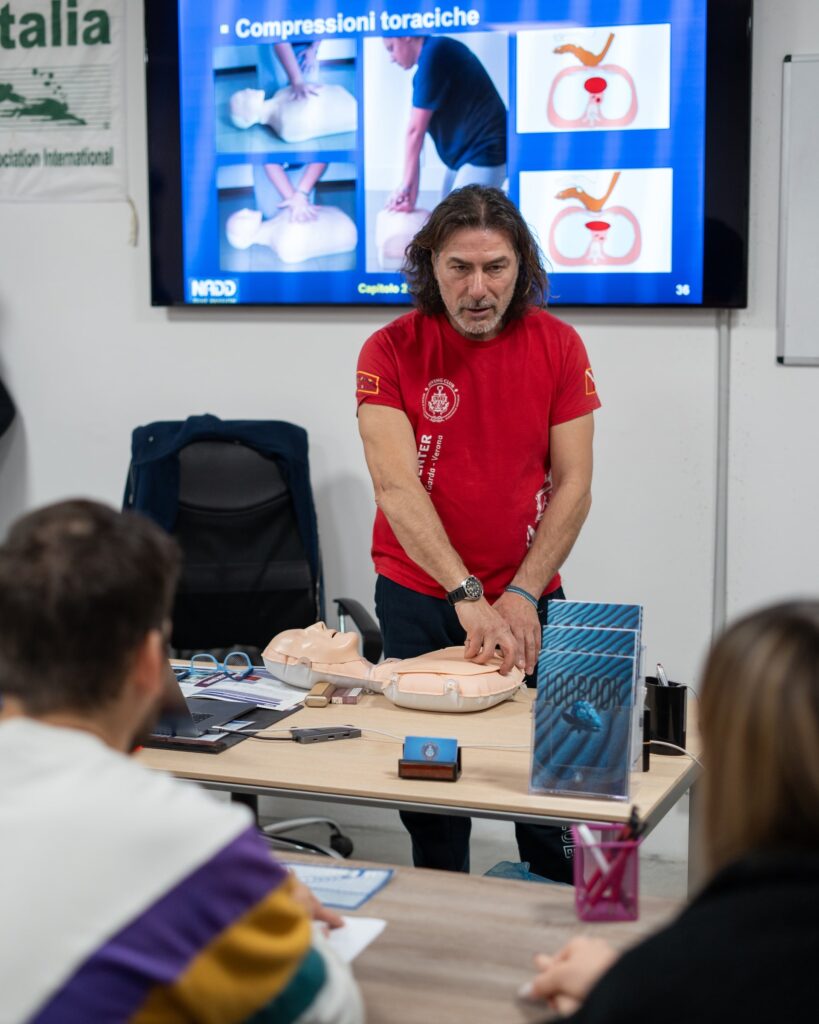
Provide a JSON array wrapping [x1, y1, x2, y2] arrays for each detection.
[[504, 584, 540, 610]]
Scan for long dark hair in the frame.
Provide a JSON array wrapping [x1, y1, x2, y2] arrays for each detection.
[[700, 600, 819, 873], [403, 185, 549, 318]]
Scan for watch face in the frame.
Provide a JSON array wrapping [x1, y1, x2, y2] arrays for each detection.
[[463, 576, 483, 601]]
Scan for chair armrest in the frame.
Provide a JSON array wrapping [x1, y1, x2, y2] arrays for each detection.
[[333, 597, 383, 663]]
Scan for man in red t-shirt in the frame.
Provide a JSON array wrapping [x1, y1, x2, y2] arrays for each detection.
[[356, 185, 601, 880]]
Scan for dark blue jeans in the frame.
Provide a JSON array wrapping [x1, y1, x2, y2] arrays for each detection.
[[375, 575, 574, 882]]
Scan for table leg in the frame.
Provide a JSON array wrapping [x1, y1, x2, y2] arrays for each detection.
[[687, 780, 704, 894]]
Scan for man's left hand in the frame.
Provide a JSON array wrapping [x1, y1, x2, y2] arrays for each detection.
[[493, 590, 541, 676]]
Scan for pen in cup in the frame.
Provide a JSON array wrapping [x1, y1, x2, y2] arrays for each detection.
[[585, 811, 645, 908], [581, 809, 642, 895], [655, 662, 670, 686], [576, 823, 610, 875]]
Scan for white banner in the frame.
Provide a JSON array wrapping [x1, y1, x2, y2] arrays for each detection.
[[0, 0, 126, 201]]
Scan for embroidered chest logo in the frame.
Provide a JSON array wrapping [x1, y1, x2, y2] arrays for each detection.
[[422, 378, 460, 422]]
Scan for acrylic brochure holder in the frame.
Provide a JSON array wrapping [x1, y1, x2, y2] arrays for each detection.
[[530, 601, 644, 801]]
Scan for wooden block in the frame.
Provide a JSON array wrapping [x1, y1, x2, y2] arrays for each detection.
[[305, 681, 335, 707], [398, 749, 462, 782], [330, 686, 363, 704]]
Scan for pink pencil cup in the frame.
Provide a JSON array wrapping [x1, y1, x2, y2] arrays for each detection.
[[572, 823, 640, 922]]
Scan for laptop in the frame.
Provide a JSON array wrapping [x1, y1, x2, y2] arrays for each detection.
[[148, 664, 257, 745]]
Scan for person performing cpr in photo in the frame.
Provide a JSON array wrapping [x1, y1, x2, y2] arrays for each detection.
[[383, 35, 507, 213]]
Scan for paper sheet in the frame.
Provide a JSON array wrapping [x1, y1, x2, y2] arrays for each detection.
[[177, 669, 305, 710], [315, 917, 386, 962], [285, 862, 394, 909]]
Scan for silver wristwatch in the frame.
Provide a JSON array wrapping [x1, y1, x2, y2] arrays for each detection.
[[446, 575, 484, 605]]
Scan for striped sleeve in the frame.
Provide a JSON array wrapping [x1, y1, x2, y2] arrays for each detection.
[[31, 827, 356, 1024]]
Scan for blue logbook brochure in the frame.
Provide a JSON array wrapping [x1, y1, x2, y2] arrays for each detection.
[[541, 625, 639, 659], [545, 601, 643, 631], [531, 601, 643, 800]]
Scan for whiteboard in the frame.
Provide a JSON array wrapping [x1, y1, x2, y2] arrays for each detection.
[[777, 55, 819, 365]]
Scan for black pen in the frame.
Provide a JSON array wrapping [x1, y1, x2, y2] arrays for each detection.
[[642, 708, 651, 771]]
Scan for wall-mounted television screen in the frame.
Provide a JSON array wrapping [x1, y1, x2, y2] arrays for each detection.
[[144, 1, 752, 308]]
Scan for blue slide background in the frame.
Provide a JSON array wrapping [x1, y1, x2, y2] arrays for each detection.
[[176, 1, 707, 306]]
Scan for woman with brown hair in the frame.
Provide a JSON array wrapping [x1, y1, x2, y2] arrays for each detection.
[[523, 600, 819, 1022]]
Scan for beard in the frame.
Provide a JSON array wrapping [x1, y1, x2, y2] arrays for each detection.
[[451, 306, 503, 336], [129, 700, 163, 751], [128, 661, 185, 752], [445, 292, 514, 338]]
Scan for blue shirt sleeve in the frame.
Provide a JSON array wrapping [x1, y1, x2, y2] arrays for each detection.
[[412, 40, 445, 110]]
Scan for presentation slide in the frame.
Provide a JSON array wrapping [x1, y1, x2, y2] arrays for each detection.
[[176, 1, 707, 305]]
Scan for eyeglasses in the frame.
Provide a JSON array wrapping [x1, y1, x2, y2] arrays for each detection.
[[172, 650, 254, 681]]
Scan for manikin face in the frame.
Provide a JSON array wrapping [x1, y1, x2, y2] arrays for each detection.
[[433, 227, 520, 340], [274, 622, 362, 663], [383, 36, 421, 69]]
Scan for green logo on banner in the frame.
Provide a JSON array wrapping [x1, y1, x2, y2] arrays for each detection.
[[0, 0, 111, 49]]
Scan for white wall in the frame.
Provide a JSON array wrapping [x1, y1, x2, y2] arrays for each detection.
[[1, 1, 817, 861], [727, 0, 819, 619]]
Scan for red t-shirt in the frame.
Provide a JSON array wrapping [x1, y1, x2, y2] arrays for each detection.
[[356, 309, 601, 601]]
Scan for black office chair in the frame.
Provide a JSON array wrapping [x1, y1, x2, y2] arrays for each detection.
[[124, 415, 381, 857], [0, 375, 15, 440]]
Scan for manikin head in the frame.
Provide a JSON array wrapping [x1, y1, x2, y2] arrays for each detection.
[[383, 36, 425, 70], [228, 87, 266, 129], [699, 601, 819, 874], [267, 622, 364, 664], [0, 500, 180, 750], [403, 185, 549, 339], [225, 208, 264, 249]]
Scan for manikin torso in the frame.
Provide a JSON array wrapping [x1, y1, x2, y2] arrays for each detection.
[[262, 622, 524, 712]]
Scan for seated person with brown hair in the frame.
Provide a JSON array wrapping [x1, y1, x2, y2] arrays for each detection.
[[0, 500, 363, 1024], [522, 601, 819, 1023]]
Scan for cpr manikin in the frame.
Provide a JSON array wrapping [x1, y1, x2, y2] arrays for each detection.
[[229, 85, 358, 143], [226, 206, 358, 264], [262, 622, 524, 713], [374, 208, 431, 270]]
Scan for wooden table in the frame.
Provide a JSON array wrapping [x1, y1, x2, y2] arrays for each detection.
[[286, 853, 680, 1024], [139, 690, 701, 859]]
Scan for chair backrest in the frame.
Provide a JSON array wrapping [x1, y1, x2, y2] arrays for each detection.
[[172, 440, 318, 652], [125, 416, 322, 655], [0, 376, 14, 438]]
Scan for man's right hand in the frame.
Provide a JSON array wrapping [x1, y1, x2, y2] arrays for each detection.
[[288, 80, 319, 100], [385, 186, 415, 212], [455, 599, 520, 675], [278, 191, 318, 223]]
